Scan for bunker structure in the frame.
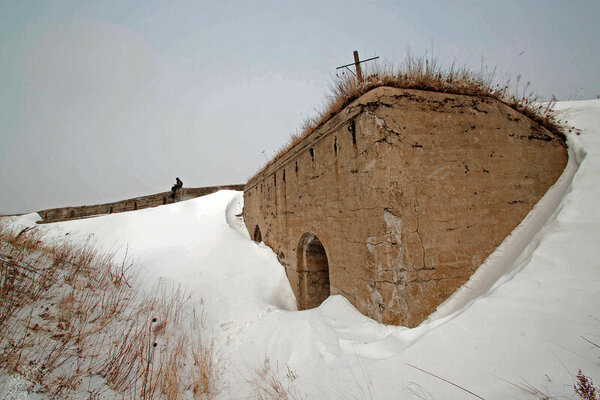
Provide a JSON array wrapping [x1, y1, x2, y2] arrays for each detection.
[[243, 86, 567, 327]]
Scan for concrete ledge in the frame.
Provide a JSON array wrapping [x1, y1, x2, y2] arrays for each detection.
[[37, 184, 244, 223]]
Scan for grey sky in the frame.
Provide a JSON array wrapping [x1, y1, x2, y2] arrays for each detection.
[[1, 0, 599, 214]]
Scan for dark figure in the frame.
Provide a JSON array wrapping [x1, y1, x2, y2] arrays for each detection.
[[170, 177, 183, 199]]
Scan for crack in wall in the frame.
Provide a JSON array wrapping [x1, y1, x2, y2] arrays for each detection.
[[360, 112, 404, 155], [413, 189, 427, 270]]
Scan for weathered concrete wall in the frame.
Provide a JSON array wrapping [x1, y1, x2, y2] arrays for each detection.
[[38, 185, 244, 223], [243, 86, 567, 328]]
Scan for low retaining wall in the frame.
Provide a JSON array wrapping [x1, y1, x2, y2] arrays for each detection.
[[37, 185, 244, 223]]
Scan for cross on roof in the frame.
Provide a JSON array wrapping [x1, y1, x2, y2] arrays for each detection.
[[336, 51, 379, 83]]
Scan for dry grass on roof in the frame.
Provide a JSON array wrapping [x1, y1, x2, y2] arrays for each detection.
[[249, 55, 567, 183]]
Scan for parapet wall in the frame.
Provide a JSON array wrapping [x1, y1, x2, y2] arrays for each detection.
[[243, 86, 567, 327], [38, 185, 244, 223]]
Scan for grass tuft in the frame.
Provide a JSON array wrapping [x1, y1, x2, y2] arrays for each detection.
[[251, 55, 566, 181], [249, 358, 304, 400]]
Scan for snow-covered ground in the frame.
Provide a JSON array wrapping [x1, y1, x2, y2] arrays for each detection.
[[5, 99, 600, 399]]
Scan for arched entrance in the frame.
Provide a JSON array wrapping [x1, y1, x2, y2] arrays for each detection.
[[253, 225, 262, 242], [296, 232, 330, 310]]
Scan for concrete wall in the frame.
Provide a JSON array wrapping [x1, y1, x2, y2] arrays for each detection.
[[243, 86, 567, 327], [38, 185, 244, 223]]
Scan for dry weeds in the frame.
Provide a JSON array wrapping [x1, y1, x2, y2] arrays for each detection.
[[0, 221, 218, 399], [251, 55, 567, 181], [192, 333, 219, 399], [249, 358, 304, 400]]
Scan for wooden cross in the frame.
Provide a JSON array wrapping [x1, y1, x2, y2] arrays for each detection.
[[336, 51, 380, 83]]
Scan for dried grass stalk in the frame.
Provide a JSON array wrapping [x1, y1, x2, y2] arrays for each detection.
[[251, 55, 566, 181]]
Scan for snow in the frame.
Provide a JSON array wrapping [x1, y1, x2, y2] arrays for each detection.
[[5, 99, 600, 399], [17, 190, 297, 330]]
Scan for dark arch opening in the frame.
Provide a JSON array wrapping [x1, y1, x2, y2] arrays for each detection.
[[296, 233, 330, 310], [253, 225, 263, 242]]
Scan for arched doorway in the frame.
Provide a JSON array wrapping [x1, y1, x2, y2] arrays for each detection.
[[296, 232, 330, 310], [253, 225, 262, 242]]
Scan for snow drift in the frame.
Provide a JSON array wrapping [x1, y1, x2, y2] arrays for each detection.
[[3, 99, 600, 399]]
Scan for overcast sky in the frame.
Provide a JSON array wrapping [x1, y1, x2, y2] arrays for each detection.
[[1, 0, 599, 214]]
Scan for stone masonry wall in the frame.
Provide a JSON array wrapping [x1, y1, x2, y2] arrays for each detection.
[[243, 86, 567, 328], [38, 185, 244, 223]]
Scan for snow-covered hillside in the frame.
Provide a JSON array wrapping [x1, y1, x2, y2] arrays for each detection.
[[4, 100, 600, 399]]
